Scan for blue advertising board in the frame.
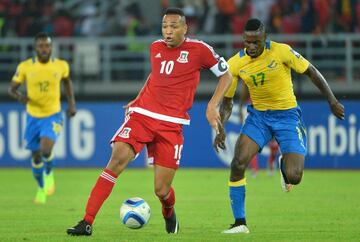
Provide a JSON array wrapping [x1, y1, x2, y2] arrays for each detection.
[[0, 101, 359, 168]]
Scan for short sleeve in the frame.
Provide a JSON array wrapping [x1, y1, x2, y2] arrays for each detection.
[[62, 61, 70, 79], [200, 42, 229, 77], [12, 62, 26, 84], [280, 44, 309, 74]]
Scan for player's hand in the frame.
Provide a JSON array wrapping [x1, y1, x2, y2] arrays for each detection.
[[329, 99, 345, 120], [206, 105, 221, 135], [213, 124, 226, 153], [18, 94, 29, 104], [67, 105, 77, 117]]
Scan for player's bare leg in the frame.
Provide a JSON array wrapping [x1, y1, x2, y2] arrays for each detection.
[[154, 165, 179, 233], [278, 153, 304, 192], [222, 134, 259, 234], [40, 137, 56, 195], [67, 141, 135, 236]]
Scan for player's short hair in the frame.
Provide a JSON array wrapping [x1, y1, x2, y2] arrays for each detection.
[[245, 18, 265, 33], [164, 7, 185, 17], [34, 32, 52, 43]]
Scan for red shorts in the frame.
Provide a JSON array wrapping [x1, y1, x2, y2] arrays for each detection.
[[111, 112, 184, 169]]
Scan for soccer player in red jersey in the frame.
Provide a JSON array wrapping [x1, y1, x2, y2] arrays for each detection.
[[67, 8, 232, 236]]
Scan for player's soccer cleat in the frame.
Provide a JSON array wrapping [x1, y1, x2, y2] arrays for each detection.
[[222, 224, 250, 234], [278, 156, 293, 192], [165, 209, 179, 234], [44, 172, 55, 196], [34, 188, 46, 204], [67, 220, 92, 236]]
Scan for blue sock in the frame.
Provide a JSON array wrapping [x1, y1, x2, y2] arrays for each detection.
[[229, 178, 246, 224], [43, 154, 54, 175], [32, 160, 44, 188]]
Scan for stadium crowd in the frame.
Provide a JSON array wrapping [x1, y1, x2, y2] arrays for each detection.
[[0, 0, 359, 38]]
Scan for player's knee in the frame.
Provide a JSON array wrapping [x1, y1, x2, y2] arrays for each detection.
[[154, 186, 169, 199], [230, 155, 248, 173], [107, 156, 128, 173], [32, 157, 42, 164], [32, 153, 42, 164], [286, 169, 303, 185], [41, 150, 52, 159]]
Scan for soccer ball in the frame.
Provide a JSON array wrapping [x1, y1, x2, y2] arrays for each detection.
[[119, 197, 151, 229]]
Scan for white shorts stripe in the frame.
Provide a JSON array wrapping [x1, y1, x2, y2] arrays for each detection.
[[129, 107, 190, 125]]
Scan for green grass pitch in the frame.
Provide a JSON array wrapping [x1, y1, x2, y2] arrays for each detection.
[[0, 168, 359, 242]]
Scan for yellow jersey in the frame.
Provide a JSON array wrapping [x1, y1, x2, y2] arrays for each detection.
[[12, 57, 70, 118], [225, 40, 309, 110]]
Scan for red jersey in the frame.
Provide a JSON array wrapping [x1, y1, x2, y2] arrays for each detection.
[[129, 38, 228, 125]]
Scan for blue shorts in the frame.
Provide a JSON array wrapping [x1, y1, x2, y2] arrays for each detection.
[[25, 112, 63, 151], [241, 105, 307, 155]]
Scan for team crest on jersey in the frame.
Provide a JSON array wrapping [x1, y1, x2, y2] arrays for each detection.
[[267, 60, 278, 68], [118, 127, 131, 138], [177, 51, 189, 63]]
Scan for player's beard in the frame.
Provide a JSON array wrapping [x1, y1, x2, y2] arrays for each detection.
[[37, 53, 51, 63]]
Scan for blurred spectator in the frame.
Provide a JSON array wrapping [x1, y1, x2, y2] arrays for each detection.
[[182, 0, 203, 35], [335, 0, 357, 32], [251, 0, 275, 27], [78, 3, 104, 36], [313, 0, 332, 34], [268, 2, 283, 33], [53, 9, 74, 36], [0, 2, 7, 37], [0, 0, 359, 37], [215, 0, 237, 34], [300, 0, 315, 33], [357, 1, 360, 32], [231, 0, 252, 35], [124, 2, 148, 51]]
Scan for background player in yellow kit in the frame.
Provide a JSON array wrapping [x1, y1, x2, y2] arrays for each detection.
[[214, 19, 345, 234], [8, 32, 76, 204]]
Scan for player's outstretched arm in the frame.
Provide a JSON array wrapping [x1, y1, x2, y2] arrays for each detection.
[[207, 71, 232, 133], [62, 77, 76, 117], [208, 71, 232, 152], [303, 64, 345, 120], [8, 81, 28, 104], [220, 97, 233, 124], [213, 96, 233, 153]]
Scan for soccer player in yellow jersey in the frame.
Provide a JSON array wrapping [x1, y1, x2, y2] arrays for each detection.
[[214, 19, 345, 234], [8, 32, 76, 204]]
